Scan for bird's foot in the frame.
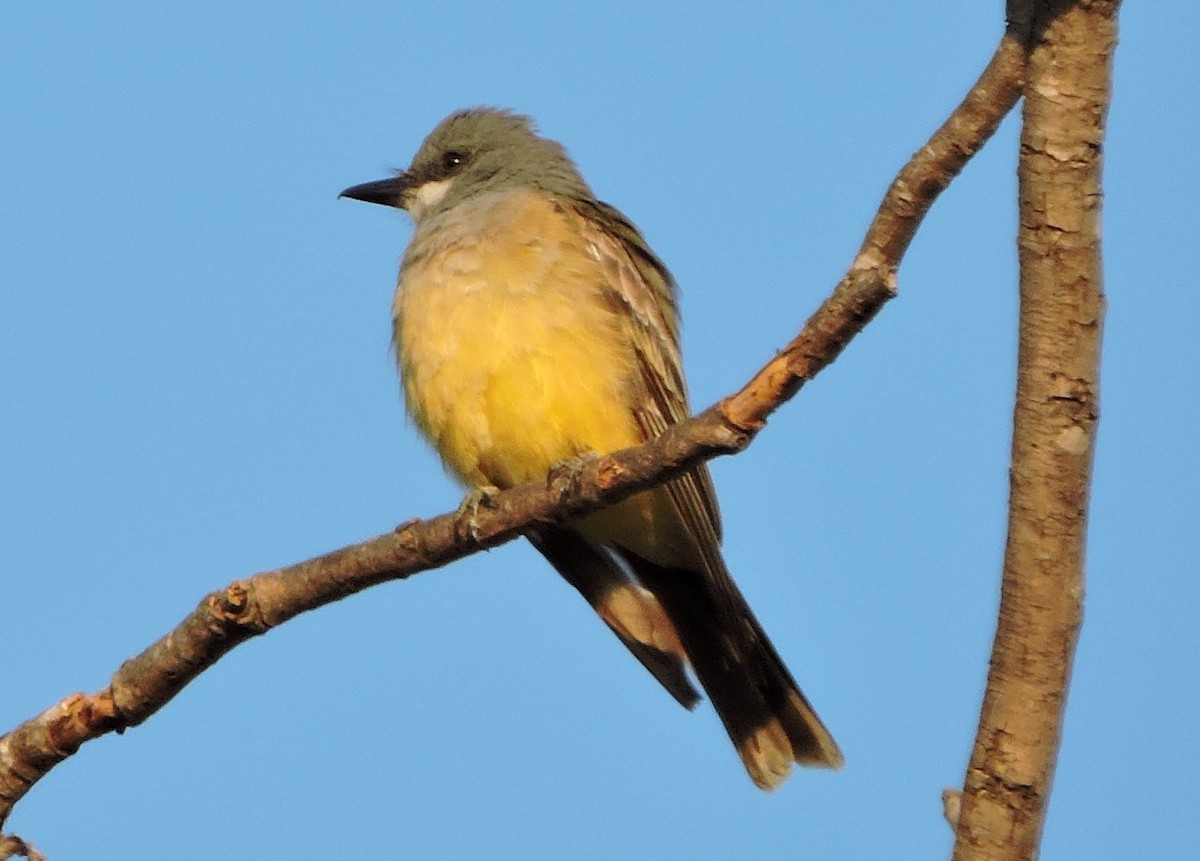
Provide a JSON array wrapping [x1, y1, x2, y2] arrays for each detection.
[[546, 451, 602, 500], [455, 485, 501, 542]]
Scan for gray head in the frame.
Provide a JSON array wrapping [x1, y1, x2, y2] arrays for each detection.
[[340, 108, 593, 222]]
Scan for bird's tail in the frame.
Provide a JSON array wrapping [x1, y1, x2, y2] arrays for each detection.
[[624, 553, 843, 790]]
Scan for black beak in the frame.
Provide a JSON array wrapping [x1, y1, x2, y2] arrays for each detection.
[[338, 173, 414, 209]]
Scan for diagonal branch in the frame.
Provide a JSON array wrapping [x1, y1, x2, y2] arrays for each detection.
[[0, 31, 1024, 835], [951, 1, 1117, 859]]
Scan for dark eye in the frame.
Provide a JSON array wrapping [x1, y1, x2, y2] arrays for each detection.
[[441, 150, 467, 174]]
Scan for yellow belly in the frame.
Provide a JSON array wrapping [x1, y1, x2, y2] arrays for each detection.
[[394, 189, 643, 489]]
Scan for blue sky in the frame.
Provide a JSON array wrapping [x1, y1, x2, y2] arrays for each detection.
[[2, 3, 1196, 858]]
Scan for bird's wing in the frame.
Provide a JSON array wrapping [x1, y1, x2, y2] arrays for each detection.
[[570, 200, 844, 785], [573, 199, 724, 562], [528, 525, 700, 709]]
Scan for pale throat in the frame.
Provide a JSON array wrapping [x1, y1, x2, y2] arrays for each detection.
[[408, 178, 454, 219]]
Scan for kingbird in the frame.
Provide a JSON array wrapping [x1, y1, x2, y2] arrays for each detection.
[[341, 107, 841, 789]]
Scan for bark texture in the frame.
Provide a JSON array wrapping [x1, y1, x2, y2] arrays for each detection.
[[952, 2, 1117, 859]]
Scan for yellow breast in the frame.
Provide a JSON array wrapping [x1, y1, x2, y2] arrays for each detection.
[[394, 189, 644, 489]]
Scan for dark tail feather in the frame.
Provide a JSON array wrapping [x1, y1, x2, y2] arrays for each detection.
[[528, 527, 700, 709], [623, 553, 843, 789]]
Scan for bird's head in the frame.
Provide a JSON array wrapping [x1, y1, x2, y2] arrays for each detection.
[[340, 107, 592, 222]]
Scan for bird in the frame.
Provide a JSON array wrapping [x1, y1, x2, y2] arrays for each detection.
[[340, 107, 842, 789]]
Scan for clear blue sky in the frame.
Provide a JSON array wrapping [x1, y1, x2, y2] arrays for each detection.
[[2, 3, 1195, 858]]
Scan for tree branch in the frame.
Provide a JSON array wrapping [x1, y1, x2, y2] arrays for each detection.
[[0, 31, 1024, 835], [952, 1, 1117, 859]]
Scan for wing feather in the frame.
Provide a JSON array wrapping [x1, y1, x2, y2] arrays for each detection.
[[573, 200, 724, 556]]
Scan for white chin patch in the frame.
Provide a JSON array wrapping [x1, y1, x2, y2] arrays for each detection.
[[411, 178, 454, 218]]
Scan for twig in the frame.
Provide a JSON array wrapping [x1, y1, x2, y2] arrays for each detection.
[[0, 834, 45, 861]]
